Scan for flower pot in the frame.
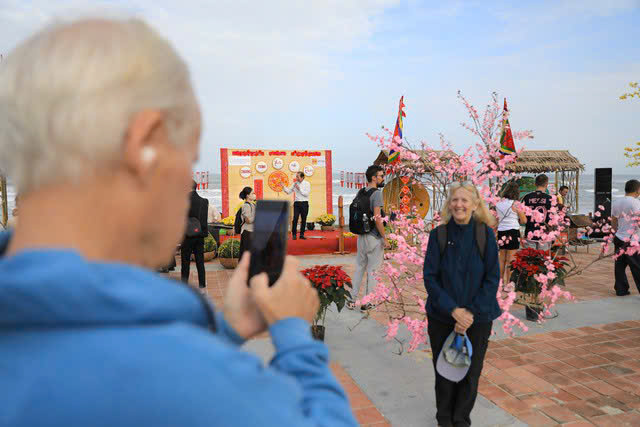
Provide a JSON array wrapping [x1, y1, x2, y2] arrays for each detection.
[[219, 258, 239, 269], [311, 325, 325, 341], [203, 251, 216, 262], [321, 225, 335, 232], [307, 222, 316, 231], [525, 305, 542, 321]]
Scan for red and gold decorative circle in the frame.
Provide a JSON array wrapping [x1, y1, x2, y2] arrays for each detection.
[[268, 171, 290, 192]]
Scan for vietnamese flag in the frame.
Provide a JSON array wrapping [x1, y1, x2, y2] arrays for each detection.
[[499, 98, 516, 156]]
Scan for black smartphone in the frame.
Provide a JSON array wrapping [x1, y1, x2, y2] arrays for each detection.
[[248, 200, 290, 286]]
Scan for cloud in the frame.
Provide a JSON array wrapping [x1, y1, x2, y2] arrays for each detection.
[[1, 0, 638, 175], [0, 0, 400, 169]]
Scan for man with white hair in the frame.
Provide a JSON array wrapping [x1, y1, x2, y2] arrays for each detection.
[[0, 18, 357, 426]]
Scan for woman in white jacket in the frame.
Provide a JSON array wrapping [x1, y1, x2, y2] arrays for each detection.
[[495, 182, 527, 284]]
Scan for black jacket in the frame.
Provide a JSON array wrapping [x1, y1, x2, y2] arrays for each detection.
[[184, 191, 209, 240]]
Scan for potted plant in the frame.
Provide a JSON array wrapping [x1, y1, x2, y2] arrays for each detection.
[[301, 265, 352, 340], [316, 214, 336, 231], [203, 234, 217, 261], [509, 248, 569, 321], [218, 238, 240, 269], [306, 222, 316, 231]]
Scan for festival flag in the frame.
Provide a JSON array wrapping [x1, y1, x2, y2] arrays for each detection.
[[499, 98, 516, 156], [388, 96, 406, 165]]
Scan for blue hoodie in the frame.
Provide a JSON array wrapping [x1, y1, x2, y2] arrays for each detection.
[[0, 232, 357, 427]]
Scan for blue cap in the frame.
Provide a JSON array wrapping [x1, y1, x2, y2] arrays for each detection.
[[436, 331, 473, 382]]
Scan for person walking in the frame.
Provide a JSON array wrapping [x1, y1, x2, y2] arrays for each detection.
[[238, 186, 256, 258], [283, 171, 310, 240], [348, 165, 389, 311], [181, 180, 209, 289], [496, 182, 526, 284], [423, 181, 501, 427], [611, 179, 640, 296], [522, 174, 552, 250]]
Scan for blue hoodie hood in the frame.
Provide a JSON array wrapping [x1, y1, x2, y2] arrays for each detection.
[[0, 232, 210, 330]]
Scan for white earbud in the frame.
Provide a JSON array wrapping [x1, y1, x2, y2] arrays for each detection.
[[141, 147, 156, 165]]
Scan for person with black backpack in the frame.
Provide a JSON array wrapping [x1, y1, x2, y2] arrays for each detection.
[[423, 181, 501, 427], [237, 186, 256, 258], [348, 165, 389, 310], [181, 180, 209, 290]]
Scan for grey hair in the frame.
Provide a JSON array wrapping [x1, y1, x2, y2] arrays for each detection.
[[0, 18, 199, 193]]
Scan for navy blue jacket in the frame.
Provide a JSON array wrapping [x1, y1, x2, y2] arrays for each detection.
[[423, 220, 501, 324]]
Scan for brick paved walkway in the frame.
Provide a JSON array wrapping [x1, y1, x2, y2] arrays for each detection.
[[481, 321, 640, 426], [171, 247, 640, 426]]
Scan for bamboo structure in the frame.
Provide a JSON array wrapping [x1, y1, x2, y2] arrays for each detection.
[[1, 175, 7, 229], [507, 150, 584, 213]]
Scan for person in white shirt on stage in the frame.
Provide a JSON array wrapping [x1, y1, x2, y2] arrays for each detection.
[[284, 172, 311, 240]]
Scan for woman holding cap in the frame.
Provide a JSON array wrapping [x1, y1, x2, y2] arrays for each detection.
[[423, 182, 501, 427]]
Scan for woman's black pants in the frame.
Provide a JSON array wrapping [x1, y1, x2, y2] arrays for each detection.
[[239, 230, 252, 258], [427, 316, 492, 427]]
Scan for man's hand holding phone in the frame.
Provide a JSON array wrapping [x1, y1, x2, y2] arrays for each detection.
[[251, 256, 319, 325], [223, 253, 320, 339]]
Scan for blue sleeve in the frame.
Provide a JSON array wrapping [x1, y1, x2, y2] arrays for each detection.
[[468, 227, 500, 316], [266, 318, 357, 426], [423, 229, 458, 315], [137, 319, 358, 426]]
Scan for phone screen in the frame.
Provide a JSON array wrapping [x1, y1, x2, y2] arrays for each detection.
[[248, 200, 290, 286]]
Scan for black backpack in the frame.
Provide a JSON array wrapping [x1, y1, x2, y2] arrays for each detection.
[[234, 207, 244, 235], [436, 220, 491, 260], [185, 217, 202, 238], [349, 188, 377, 235], [185, 201, 204, 238]]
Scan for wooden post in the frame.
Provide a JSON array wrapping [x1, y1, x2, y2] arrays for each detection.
[[334, 195, 349, 255], [432, 173, 436, 220], [0, 175, 7, 229], [575, 169, 580, 213], [555, 171, 559, 195]]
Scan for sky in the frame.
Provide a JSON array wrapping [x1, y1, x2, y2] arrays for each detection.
[[1, 0, 639, 175]]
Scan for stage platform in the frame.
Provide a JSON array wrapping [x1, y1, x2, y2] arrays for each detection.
[[220, 229, 357, 255]]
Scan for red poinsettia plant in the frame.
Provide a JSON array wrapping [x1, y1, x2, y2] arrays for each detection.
[[509, 248, 569, 308], [301, 265, 352, 326]]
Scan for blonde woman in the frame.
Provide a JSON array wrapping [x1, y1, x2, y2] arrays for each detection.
[[423, 181, 501, 427]]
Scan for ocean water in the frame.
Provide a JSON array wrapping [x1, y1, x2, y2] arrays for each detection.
[[3, 172, 636, 222], [186, 172, 639, 219]]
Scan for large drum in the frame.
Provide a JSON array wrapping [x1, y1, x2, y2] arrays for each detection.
[[382, 177, 430, 218]]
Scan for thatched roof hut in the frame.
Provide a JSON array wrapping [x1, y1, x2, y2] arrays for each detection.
[[373, 149, 458, 169], [508, 150, 585, 213], [507, 150, 584, 173]]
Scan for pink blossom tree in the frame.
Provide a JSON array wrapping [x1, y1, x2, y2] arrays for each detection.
[[358, 92, 587, 352]]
